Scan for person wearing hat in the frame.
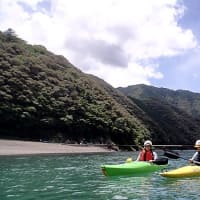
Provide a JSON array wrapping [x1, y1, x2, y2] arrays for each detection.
[[136, 140, 158, 162], [189, 140, 200, 165]]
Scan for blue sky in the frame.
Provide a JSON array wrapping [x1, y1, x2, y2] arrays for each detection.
[[151, 0, 200, 92], [0, 0, 200, 93]]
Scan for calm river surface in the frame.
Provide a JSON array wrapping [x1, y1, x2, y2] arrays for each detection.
[[0, 150, 200, 200]]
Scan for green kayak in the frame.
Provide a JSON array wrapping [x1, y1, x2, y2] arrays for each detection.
[[101, 159, 168, 177]]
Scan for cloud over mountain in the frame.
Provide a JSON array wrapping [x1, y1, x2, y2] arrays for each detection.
[[0, 0, 197, 87]]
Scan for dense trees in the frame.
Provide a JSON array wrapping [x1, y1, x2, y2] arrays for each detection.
[[0, 30, 149, 146], [119, 85, 200, 145], [1, 29, 200, 146]]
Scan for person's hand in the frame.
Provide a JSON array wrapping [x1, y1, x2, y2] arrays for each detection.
[[189, 159, 193, 163]]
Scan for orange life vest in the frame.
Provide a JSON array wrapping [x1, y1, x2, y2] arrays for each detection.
[[139, 149, 154, 161]]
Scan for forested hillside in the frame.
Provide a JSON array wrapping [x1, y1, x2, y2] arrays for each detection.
[[119, 84, 200, 119], [0, 29, 150, 146], [1, 29, 200, 146], [118, 84, 200, 144]]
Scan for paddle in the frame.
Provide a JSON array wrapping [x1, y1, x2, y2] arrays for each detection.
[[125, 157, 168, 165], [163, 151, 188, 160], [152, 157, 168, 165], [164, 150, 200, 165]]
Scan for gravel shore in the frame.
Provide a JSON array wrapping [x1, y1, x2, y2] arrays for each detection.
[[0, 139, 113, 156]]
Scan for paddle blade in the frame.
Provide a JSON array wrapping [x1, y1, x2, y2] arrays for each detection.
[[126, 157, 133, 163], [152, 157, 168, 165], [163, 151, 180, 159]]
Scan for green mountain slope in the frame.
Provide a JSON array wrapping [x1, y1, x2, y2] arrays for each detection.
[[118, 84, 200, 119], [118, 84, 200, 144], [0, 30, 150, 145]]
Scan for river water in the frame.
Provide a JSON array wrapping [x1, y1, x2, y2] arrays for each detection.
[[0, 150, 199, 200]]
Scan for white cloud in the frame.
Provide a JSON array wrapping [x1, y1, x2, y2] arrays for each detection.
[[86, 62, 163, 87], [0, 0, 197, 87]]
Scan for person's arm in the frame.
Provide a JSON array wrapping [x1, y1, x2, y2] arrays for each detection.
[[153, 152, 158, 160], [189, 152, 198, 162], [135, 152, 141, 161]]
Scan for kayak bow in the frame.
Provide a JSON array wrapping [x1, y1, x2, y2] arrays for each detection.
[[160, 165, 200, 178]]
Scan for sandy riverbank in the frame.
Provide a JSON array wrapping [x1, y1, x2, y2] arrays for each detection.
[[0, 139, 114, 156]]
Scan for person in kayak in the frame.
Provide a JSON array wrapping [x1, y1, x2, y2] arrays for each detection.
[[189, 140, 200, 165], [136, 140, 158, 162]]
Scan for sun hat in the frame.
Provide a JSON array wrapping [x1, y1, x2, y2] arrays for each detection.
[[194, 140, 200, 148], [144, 140, 152, 146]]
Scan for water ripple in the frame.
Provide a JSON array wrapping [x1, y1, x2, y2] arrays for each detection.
[[0, 151, 200, 200]]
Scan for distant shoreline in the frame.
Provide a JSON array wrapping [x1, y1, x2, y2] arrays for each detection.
[[0, 139, 114, 156]]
